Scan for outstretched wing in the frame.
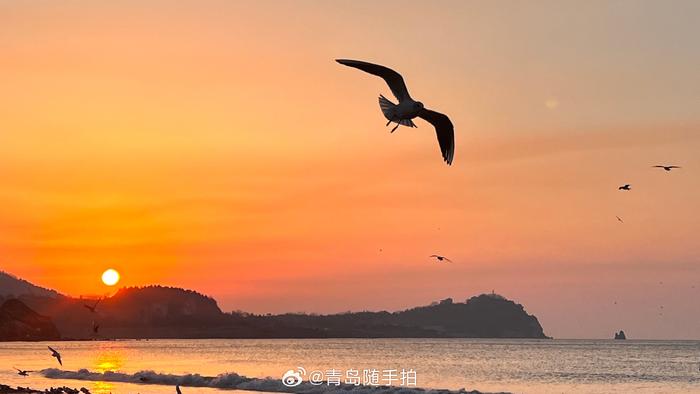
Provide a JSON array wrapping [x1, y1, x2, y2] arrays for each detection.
[[668, 166, 681, 169], [48, 345, 56, 353], [418, 108, 455, 165], [652, 165, 665, 168], [336, 59, 411, 102]]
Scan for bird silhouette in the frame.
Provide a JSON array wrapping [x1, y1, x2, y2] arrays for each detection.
[[48, 346, 62, 366], [83, 297, 102, 313], [616, 216, 624, 223], [618, 184, 631, 191], [336, 59, 455, 165], [429, 255, 452, 263], [14, 367, 33, 376], [652, 165, 681, 172]]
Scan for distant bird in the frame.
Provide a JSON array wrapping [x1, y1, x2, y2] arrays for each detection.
[[80, 388, 91, 394], [48, 346, 62, 366], [618, 184, 631, 191], [83, 297, 102, 313], [14, 367, 33, 376], [336, 59, 455, 165], [176, 385, 182, 394], [429, 255, 452, 263], [616, 216, 624, 223], [653, 165, 681, 172]]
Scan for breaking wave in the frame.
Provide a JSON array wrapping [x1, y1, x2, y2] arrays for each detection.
[[40, 368, 489, 393]]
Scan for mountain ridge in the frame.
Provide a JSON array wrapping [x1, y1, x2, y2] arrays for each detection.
[[1, 270, 548, 340]]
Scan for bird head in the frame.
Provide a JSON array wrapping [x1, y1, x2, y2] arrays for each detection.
[[414, 101, 424, 110]]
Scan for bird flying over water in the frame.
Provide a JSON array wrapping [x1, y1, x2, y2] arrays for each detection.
[[48, 346, 62, 366], [618, 184, 631, 191], [336, 59, 455, 165], [430, 255, 452, 263], [14, 367, 33, 376], [652, 165, 681, 172], [83, 297, 101, 313]]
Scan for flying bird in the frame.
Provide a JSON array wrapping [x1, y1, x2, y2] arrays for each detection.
[[618, 184, 631, 191], [48, 346, 62, 366], [336, 59, 455, 165], [653, 165, 681, 172], [430, 255, 452, 263], [616, 216, 624, 223], [14, 367, 33, 376], [83, 297, 102, 313]]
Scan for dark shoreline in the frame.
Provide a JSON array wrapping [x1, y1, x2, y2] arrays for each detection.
[[0, 384, 92, 394]]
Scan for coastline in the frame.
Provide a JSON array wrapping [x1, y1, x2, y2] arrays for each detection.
[[1, 382, 504, 394]]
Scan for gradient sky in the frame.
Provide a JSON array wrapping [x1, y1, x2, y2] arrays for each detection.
[[1, 0, 699, 339]]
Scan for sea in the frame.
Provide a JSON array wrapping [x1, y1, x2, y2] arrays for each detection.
[[1, 338, 699, 393]]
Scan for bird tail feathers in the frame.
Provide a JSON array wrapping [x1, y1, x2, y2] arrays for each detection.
[[378, 95, 395, 120], [378, 95, 416, 127]]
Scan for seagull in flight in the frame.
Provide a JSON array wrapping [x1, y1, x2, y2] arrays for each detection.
[[83, 297, 102, 313], [616, 216, 624, 223], [336, 59, 455, 165], [14, 367, 33, 376], [653, 165, 681, 172], [48, 346, 62, 366], [430, 255, 452, 263], [618, 184, 631, 191]]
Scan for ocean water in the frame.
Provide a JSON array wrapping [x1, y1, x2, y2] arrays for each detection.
[[1, 338, 699, 393]]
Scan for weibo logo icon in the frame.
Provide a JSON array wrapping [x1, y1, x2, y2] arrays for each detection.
[[281, 367, 305, 387]]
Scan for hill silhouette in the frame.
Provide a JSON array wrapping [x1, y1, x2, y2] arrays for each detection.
[[0, 298, 61, 341], [3, 271, 548, 339], [241, 294, 547, 338], [0, 271, 61, 299]]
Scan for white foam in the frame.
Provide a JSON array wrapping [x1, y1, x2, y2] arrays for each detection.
[[40, 368, 492, 393]]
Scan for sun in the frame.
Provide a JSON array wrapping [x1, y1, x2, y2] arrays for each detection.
[[101, 269, 120, 286]]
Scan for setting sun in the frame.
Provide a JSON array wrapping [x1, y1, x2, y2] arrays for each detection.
[[101, 269, 120, 286]]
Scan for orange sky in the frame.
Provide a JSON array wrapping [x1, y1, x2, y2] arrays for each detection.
[[1, 1, 699, 339]]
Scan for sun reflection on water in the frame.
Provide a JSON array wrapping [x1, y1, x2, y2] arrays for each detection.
[[92, 381, 115, 394], [94, 350, 124, 373], [92, 349, 125, 393]]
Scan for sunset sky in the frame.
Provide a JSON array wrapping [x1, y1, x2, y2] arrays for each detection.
[[1, 1, 699, 339]]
